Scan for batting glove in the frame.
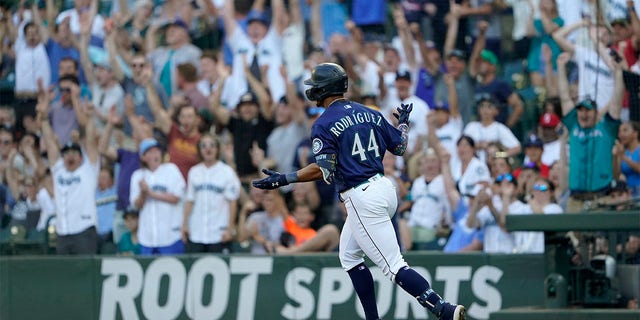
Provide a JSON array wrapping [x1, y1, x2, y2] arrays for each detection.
[[252, 169, 289, 190], [393, 103, 413, 125]]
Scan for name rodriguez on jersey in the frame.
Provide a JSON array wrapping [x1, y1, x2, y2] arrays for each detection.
[[329, 110, 384, 137]]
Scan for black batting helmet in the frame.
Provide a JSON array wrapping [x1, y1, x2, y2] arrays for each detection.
[[304, 63, 348, 102]]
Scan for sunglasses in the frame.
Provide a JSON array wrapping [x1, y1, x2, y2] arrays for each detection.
[[533, 184, 549, 192], [495, 173, 514, 183], [199, 142, 217, 148]]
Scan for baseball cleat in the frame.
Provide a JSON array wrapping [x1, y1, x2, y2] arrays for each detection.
[[452, 304, 466, 320]]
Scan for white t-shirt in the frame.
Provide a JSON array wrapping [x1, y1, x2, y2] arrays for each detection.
[[185, 162, 241, 244], [267, 121, 307, 174], [52, 155, 100, 235], [513, 203, 563, 253], [56, 9, 105, 38], [226, 26, 285, 108], [542, 139, 562, 166], [197, 78, 234, 110], [452, 157, 491, 200], [574, 46, 614, 110], [436, 115, 463, 167], [463, 121, 521, 163], [408, 175, 451, 229], [14, 41, 51, 93], [355, 59, 381, 96], [130, 163, 186, 247], [476, 197, 528, 253]]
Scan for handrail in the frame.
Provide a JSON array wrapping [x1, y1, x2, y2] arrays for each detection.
[[505, 211, 640, 232]]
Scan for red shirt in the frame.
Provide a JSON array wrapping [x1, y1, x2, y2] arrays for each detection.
[[167, 123, 200, 180], [513, 163, 550, 179]]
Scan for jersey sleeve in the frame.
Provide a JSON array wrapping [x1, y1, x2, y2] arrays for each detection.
[[185, 167, 196, 202], [498, 124, 521, 149], [224, 168, 242, 201], [129, 169, 143, 206]]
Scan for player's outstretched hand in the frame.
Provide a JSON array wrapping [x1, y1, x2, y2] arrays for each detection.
[[252, 169, 289, 190], [393, 103, 413, 125]]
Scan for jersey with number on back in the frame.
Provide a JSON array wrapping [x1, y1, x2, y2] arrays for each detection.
[[311, 100, 403, 192]]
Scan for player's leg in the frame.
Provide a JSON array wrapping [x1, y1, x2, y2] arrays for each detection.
[[345, 177, 466, 320], [339, 216, 380, 320]]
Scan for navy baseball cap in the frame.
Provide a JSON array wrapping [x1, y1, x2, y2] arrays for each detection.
[[167, 18, 189, 31], [60, 142, 82, 154], [396, 70, 411, 81], [237, 92, 258, 107], [432, 101, 450, 112], [447, 49, 466, 60], [524, 135, 544, 148]]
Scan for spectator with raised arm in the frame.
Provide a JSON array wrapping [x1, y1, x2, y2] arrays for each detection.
[[219, 0, 287, 108], [615, 121, 640, 197], [38, 79, 100, 255], [557, 51, 623, 213], [48, 74, 88, 146], [146, 18, 201, 97], [525, 0, 564, 88], [469, 20, 524, 129]]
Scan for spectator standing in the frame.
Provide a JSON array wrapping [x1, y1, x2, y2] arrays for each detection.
[[525, 0, 564, 88], [394, 71, 431, 155], [514, 135, 550, 178], [220, 0, 286, 108], [38, 83, 100, 255], [56, 0, 106, 38], [49, 74, 87, 147], [182, 134, 241, 253], [146, 18, 202, 97], [96, 167, 117, 245], [615, 121, 640, 196], [536, 112, 563, 166], [145, 63, 201, 180], [469, 21, 524, 128], [462, 95, 522, 162], [130, 138, 186, 255], [13, 20, 51, 136], [557, 52, 623, 213], [452, 135, 492, 202], [196, 51, 233, 107]]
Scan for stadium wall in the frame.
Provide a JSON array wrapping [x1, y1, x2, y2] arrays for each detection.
[[0, 253, 544, 320]]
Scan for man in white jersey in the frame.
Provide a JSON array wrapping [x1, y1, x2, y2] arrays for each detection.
[[38, 82, 100, 254]]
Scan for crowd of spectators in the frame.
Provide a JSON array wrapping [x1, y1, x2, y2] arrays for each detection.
[[0, 0, 638, 264]]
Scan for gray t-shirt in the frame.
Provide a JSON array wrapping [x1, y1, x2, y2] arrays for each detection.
[[434, 71, 476, 125], [121, 78, 169, 136], [246, 211, 284, 254]]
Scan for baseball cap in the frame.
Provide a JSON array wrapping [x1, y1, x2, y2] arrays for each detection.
[[431, 101, 450, 112], [167, 18, 189, 31], [60, 141, 82, 154], [123, 207, 139, 218], [246, 11, 269, 25], [447, 49, 466, 60], [237, 92, 258, 107], [611, 18, 630, 27], [475, 92, 497, 107], [480, 49, 499, 66], [539, 112, 560, 128], [139, 138, 162, 156], [396, 70, 411, 81], [524, 134, 544, 148], [576, 98, 597, 110]]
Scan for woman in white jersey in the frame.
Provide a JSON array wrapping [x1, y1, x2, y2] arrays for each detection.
[[130, 138, 186, 255], [182, 134, 241, 253], [451, 135, 492, 203]]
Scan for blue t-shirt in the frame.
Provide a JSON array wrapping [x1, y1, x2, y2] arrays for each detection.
[[622, 146, 640, 188], [311, 100, 403, 192], [45, 39, 86, 85], [96, 186, 117, 235]]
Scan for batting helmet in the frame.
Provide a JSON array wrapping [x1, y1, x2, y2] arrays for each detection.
[[304, 63, 348, 102]]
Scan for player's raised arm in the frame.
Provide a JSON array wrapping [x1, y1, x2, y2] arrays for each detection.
[[389, 103, 413, 156]]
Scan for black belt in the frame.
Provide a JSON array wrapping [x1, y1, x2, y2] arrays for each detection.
[[570, 187, 610, 201]]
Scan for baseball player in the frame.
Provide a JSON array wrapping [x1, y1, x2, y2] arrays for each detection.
[[253, 63, 466, 320]]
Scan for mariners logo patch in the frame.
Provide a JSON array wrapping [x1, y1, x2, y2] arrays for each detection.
[[312, 138, 323, 154]]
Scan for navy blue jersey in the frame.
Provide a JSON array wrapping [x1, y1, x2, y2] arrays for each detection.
[[311, 100, 403, 192]]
